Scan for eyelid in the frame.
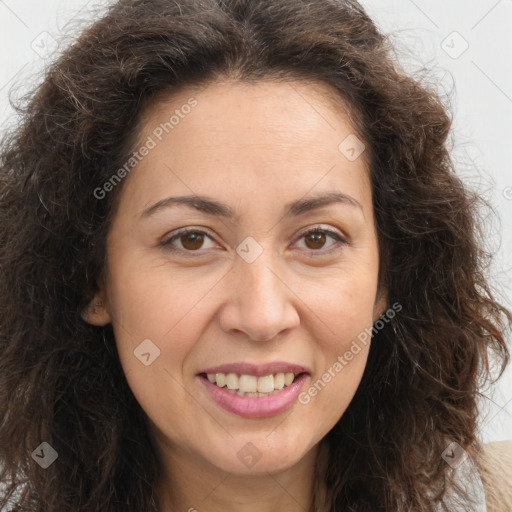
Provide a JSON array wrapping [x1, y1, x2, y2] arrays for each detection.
[[294, 224, 346, 242]]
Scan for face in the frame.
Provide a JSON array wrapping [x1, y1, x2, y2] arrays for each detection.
[[86, 79, 386, 477]]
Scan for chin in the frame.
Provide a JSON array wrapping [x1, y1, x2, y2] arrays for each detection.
[[216, 453, 301, 475], [202, 433, 313, 475]]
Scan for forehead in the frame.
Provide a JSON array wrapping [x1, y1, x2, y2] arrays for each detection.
[[119, 78, 372, 215], [139, 78, 361, 148]]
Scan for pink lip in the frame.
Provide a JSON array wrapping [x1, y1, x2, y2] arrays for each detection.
[[198, 361, 309, 377], [198, 373, 309, 418]]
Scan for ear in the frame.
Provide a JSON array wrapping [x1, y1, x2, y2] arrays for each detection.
[[81, 280, 112, 326], [372, 286, 388, 323]]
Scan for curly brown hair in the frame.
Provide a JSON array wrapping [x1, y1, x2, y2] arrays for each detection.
[[0, 0, 510, 511]]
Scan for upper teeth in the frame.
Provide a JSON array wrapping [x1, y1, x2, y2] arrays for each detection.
[[207, 372, 297, 393]]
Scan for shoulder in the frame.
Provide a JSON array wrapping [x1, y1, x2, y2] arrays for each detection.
[[0, 473, 22, 512], [476, 440, 512, 512], [439, 440, 512, 512], [0, 492, 20, 512], [441, 448, 487, 511]]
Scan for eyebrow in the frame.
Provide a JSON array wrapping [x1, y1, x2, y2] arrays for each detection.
[[140, 191, 363, 219]]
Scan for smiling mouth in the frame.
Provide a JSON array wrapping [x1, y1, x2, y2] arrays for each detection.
[[198, 371, 306, 397]]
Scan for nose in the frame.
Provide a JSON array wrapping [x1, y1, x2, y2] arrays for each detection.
[[217, 247, 300, 342]]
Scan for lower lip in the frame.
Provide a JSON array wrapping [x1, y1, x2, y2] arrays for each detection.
[[198, 373, 309, 418]]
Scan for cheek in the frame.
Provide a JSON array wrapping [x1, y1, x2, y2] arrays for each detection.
[[106, 263, 202, 431], [302, 261, 379, 348], [295, 261, 377, 418], [301, 320, 370, 429], [105, 247, 219, 343], [104, 252, 202, 399]]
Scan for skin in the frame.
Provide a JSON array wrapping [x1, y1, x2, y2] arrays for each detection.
[[84, 78, 387, 512]]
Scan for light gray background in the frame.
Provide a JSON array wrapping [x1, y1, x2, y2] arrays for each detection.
[[1, 0, 510, 442]]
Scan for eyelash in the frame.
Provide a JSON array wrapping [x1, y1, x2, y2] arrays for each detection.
[[160, 226, 347, 257]]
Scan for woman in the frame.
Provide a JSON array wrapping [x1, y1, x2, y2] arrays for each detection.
[[0, 0, 510, 511]]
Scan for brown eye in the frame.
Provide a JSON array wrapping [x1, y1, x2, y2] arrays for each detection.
[[162, 226, 346, 257], [180, 231, 205, 250], [162, 228, 217, 254], [295, 227, 346, 254], [304, 230, 327, 250]]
